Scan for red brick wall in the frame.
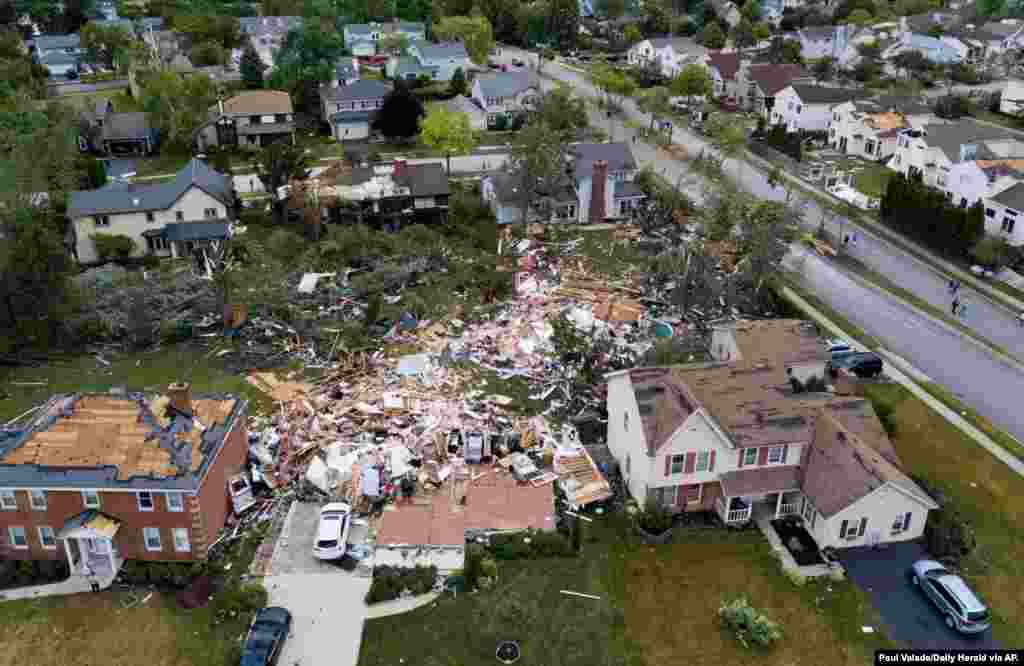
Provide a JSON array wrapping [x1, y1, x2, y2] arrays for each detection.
[[193, 410, 248, 559]]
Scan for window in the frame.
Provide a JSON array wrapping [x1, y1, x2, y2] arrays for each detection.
[[937, 175, 946, 187], [38, 526, 56, 549], [743, 448, 757, 466], [651, 485, 676, 507], [175, 211, 184, 221], [892, 512, 912, 534], [623, 411, 629, 431], [767, 446, 785, 464], [146, 212, 155, 222], [960, 197, 967, 209], [7, 526, 27, 549], [166, 492, 184, 512], [695, 451, 710, 472], [143, 527, 162, 551], [173, 528, 190, 552], [684, 485, 701, 503], [95, 215, 110, 226], [1002, 218, 1016, 234], [829, 127, 835, 137], [82, 490, 100, 508], [796, 105, 802, 114], [275, 114, 287, 123], [137, 491, 154, 511], [204, 207, 218, 219], [895, 154, 901, 165], [148, 236, 168, 252], [626, 453, 631, 475], [670, 454, 685, 474], [840, 517, 867, 540], [29, 489, 46, 510], [0, 489, 16, 510], [986, 208, 996, 218]]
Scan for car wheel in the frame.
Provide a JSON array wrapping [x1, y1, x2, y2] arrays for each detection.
[[911, 574, 919, 586], [945, 615, 956, 630]]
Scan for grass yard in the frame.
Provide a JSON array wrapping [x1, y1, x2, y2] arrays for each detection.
[[852, 163, 894, 200], [52, 88, 137, 113], [0, 589, 249, 666], [131, 152, 195, 178], [861, 383, 1024, 647], [359, 521, 889, 666]]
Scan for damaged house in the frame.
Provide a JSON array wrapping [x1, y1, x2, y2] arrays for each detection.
[[481, 142, 646, 225], [605, 319, 937, 550], [0, 384, 248, 585]]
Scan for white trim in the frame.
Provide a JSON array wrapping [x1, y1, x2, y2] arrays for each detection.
[[143, 527, 162, 551], [82, 489, 101, 509], [37, 525, 57, 549], [137, 490, 154, 512], [172, 527, 190, 552], [7, 526, 28, 549], [165, 491, 184, 512]]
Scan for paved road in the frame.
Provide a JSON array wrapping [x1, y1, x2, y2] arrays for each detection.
[[48, 79, 129, 96], [841, 542, 1000, 649], [500, 47, 1024, 443]]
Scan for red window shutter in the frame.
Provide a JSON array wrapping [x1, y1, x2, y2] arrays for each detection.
[[757, 447, 769, 466], [737, 449, 745, 468], [781, 444, 789, 464], [708, 450, 716, 472], [684, 452, 696, 474], [664, 455, 671, 476]]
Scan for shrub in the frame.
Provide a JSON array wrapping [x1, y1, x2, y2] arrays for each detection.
[[719, 596, 783, 648], [75, 316, 113, 343], [266, 228, 306, 263], [463, 543, 484, 590], [92, 233, 136, 262], [925, 506, 976, 563], [141, 254, 161, 269], [636, 500, 674, 535], [365, 565, 438, 604], [212, 582, 269, 620], [489, 530, 574, 559], [15, 560, 37, 583]]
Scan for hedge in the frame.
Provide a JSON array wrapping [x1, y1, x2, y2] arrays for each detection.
[[365, 565, 438, 604], [488, 529, 576, 560], [880, 172, 984, 258]]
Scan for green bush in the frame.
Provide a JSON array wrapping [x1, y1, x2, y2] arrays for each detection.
[[463, 543, 484, 590], [91, 233, 136, 262], [365, 565, 438, 604], [75, 316, 113, 343], [636, 500, 674, 535], [489, 530, 575, 560], [719, 596, 783, 648], [141, 254, 161, 269], [266, 228, 306, 263], [212, 582, 269, 619]]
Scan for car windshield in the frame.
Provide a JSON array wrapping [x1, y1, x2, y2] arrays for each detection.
[[925, 568, 948, 578], [316, 539, 338, 549], [967, 609, 990, 622]]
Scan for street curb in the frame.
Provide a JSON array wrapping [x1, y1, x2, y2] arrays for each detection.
[[267, 499, 298, 576], [780, 286, 1024, 478]]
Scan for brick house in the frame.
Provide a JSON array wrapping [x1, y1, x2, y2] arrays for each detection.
[[0, 384, 248, 584]]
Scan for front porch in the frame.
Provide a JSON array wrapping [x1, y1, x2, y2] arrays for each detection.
[[714, 465, 804, 525], [57, 510, 124, 584]]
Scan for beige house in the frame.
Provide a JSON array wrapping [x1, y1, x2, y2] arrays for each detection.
[[194, 90, 295, 151], [605, 319, 937, 550]]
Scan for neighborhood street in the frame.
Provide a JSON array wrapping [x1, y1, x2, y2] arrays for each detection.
[[497, 47, 1024, 443]]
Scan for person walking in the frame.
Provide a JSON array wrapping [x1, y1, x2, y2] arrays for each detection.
[[951, 297, 960, 315], [1018, 311, 1024, 328], [959, 301, 969, 321]]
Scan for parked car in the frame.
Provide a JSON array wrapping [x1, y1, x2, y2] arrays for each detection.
[[826, 351, 883, 378], [312, 502, 351, 560], [909, 560, 991, 634], [511, 57, 524, 66], [823, 337, 853, 356], [240, 606, 292, 666]]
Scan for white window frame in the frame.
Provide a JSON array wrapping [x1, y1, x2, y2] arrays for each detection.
[[670, 454, 685, 475], [137, 491, 154, 512], [143, 527, 162, 551], [695, 450, 710, 472], [37, 525, 57, 549], [172, 527, 191, 552], [165, 492, 184, 512], [8, 526, 27, 549], [82, 489, 100, 509], [29, 489, 47, 510], [767, 446, 785, 464], [204, 207, 218, 219], [0, 489, 16, 510], [742, 448, 757, 466]]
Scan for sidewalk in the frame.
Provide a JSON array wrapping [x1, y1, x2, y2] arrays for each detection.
[[0, 570, 116, 602], [781, 285, 1024, 478], [365, 590, 441, 619]]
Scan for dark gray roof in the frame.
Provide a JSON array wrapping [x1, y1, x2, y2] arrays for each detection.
[[614, 180, 646, 198], [646, 36, 706, 54], [789, 84, 865, 105], [102, 112, 152, 141], [992, 183, 1024, 211], [869, 94, 934, 115], [320, 78, 392, 102], [350, 162, 450, 198], [475, 70, 537, 99], [487, 172, 576, 205], [978, 20, 1023, 38], [162, 221, 230, 241], [570, 142, 637, 178], [920, 119, 1013, 162], [412, 40, 469, 61], [68, 158, 232, 217]]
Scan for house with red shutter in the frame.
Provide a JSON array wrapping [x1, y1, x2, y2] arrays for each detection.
[[0, 383, 248, 587], [605, 319, 937, 549]]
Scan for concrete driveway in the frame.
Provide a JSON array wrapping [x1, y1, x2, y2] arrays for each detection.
[[266, 502, 371, 666], [840, 541, 999, 649]]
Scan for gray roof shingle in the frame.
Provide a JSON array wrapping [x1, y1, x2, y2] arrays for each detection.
[[320, 78, 392, 103], [162, 221, 230, 241], [992, 182, 1024, 211], [570, 142, 638, 177], [101, 112, 152, 141], [475, 71, 537, 99], [412, 40, 469, 61], [920, 119, 1014, 162], [789, 84, 866, 105]]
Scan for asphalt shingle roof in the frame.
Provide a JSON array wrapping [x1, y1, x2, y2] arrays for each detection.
[[749, 63, 807, 96], [920, 119, 1014, 162], [162, 221, 230, 241], [570, 142, 637, 178], [475, 71, 537, 99], [789, 84, 866, 105], [992, 182, 1024, 211], [101, 112, 151, 141], [33, 33, 80, 51], [320, 79, 392, 103], [68, 158, 232, 217], [412, 40, 469, 61]]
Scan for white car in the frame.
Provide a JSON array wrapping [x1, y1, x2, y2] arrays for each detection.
[[313, 502, 351, 560], [824, 338, 852, 356]]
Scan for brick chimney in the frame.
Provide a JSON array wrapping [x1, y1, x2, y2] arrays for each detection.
[[167, 382, 193, 416], [588, 160, 608, 224]]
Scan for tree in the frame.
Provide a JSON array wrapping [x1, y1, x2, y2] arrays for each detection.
[[372, 81, 425, 141], [637, 86, 673, 132], [140, 71, 217, 150], [449, 67, 467, 96], [742, 0, 761, 21], [733, 18, 757, 50], [893, 50, 930, 81], [766, 36, 803, 64], [256, 142, 312, 223], [267, 24, 344, 113], [812, 56, 835, 83], [0, 29, 50, 101], [623, 23, 643, 44], [699, 21, 726, 49], [589, 64, 636, 120], [239, 43, 266, 89], [546, 0, 581, 49], [421, 106, 478, 174], [190, 41, 226, 67], [80, 22, 134, 69], [671, 63, 712, 104], [643, 0, 672, 34], [971, 236, 1014, 268], [169, 15, 242, 51], [598, 0, 627, 19], [752, 22, 771, 42], [846, 8, 874, 24], [434, 16, 495, 65], [708, 113, 748, 179], [378, 33, 409, 55]]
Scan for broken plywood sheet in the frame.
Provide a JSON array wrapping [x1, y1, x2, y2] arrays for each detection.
[[246, 372, 312, 402]]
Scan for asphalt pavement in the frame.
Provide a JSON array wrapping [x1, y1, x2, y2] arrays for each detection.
[[499, 47, 1024, 443]]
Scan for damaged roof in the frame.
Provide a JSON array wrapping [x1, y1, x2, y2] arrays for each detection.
[[570, 142, 637, 178], [0, 392, 246, 490]]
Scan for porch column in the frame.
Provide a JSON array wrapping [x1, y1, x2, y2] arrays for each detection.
[[775, 491, 784, 519], [63, 538, 75, 572]]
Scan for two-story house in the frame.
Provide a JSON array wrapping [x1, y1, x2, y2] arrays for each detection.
[[238, 16, 302, 68], [469, 70, 540, 130], [320, 77, 392, 141], [627, 36, 707, 79], [32, 33, 82, 78], [194, 90, 295, 151], [344, 21, 427, 57], [482, 142, 647, 224], [770, 84, 865, 132], [390, 41, 471, 82], [796, 25, 860, 66], [983, 183, 1024, 246], [605, 320, 937, 550], [705, 50, 741, 100], [68, 158, 235, 264], [79, 100, 158, 155], [828, 96, 936, 160], [0, 384, 248, 587], [736, 60, 809, 114]]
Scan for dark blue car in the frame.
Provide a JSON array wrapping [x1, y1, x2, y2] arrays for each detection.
[[240, 607, 292, 666]]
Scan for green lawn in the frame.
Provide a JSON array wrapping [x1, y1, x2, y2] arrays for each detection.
[[852, 163, 894, 200], [359, 520, 889, 666], [974, 110, 1024, 132], [52, 88, 137, 113], [861, 383, 1024, 647]]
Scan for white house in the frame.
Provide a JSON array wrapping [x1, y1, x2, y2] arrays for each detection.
[[319, 78, 392, 141], [67, 159, 235, 264], [983, 184, 1024, 246], [343, 22, 426, 57], [627, 36, 707, 79], [1000, 79, 1024, 117], [828, 97, 936, 160], [604, 319, 938, 548], [469, 70, 540, 130], [796, 25, 860, 66], [771, 84, 865, 132], [395, 41, 472, 82]]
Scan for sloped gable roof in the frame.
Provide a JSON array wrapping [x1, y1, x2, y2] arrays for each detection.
[[788, 84, 866, 105], [992, 182, 1024, 210], [413, 40, 469, 61], [320, 78, 392, 102], [706, 50, 740, 80], [570, 142, 637, 177], [475, 70, 538, 99], [748, 63, 807, 96]]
